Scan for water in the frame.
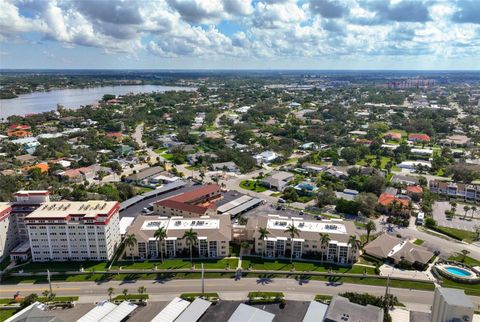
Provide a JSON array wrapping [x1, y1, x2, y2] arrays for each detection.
[[445, 266, 472, 277], [0, 85, 195, 119]]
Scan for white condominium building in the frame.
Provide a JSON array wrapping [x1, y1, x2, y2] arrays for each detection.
[[249, 215, 357, 265], [25, 201, 121, 262], [0, 203, 15, 260], [126, 215, 231, 259]]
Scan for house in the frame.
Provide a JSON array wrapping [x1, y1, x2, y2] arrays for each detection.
[[6, 124, 32, 138], [105, 132, 123, 142], [116, 144, 134, 156], [364, 233, 434, 268], [397, 160, 431, 170], [210, 161, 239, 173], [253, 151, 278, 165], [384, 132, 402, 141], [440, 135, 472, 147], [377, 193, 411, 215], [411, 148, 433, 156], [125, 166, 164, 184], [57, 165, 107, 182], [323, 296, 383, 322], [15, 154, 37, 165], [23, 163, 49, 174], [300, 142, 318, 150], [408, 133, 431, 142], [301, 162, 328, 173], [294, 181, 319, 195], [406, 185, 423, 201], [261, 171, 294, 191], [391, 174, 419, 186], [335, 189, 359, 201], [11, 137, 40, 154], [153, 184, 221, 217]]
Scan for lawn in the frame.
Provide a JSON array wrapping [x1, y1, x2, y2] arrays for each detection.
[[113, 294, 149, 301], [17, 261, 109, 273], [315, 294, 333, 302], [153, 148, 168, 154], [180, 293, 219, 301], [241, 257, 377, 275], [0, 309, 18, 321], [112, 258, 238, 270], [432, 226, 476, 243], [448, 255, 480, 267], [160, 153, 174, 161], [413, 239, 424, 245], [356, 155, 399, 171], [239, 180, 267, 193], [440, 279, 480, 296]]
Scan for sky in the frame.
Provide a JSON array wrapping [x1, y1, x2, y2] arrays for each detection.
[[0, 0, 479, 70]]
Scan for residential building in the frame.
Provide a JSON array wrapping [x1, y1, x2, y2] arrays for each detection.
[[12, 190, 50, 241], [429, 180, 480, 202], [249, 215, 357, 265], [363, 234, 433, 268], [261, 171, 294, 191], [153, 184, 221, 217], [25, 201, 121, 262], [383, 132, 402, 141], [294, 181, 319, 195], [377, 193, 411, 215], [57, 165, 99, 182], [335, 189, 359, 201], [105, 132, 123, 142], [301, 162, 328, 173], [323, 296, 383, 322], [210, 161, 239, 173], [440, 134, 472, 147], [0, 203, 15, 261], [397, 160, 431, 170], [431, 287, 474, 322], [125, 215, 231, 259], [6, 124, 32, 138], [253, 151, 278, 165], [408, 133, 431, 142], [124, 166, 164, 184]]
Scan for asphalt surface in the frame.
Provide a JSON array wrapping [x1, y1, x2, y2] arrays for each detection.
[[433, 201, 479, 231]]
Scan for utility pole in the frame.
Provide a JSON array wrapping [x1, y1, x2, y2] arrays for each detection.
[[201, 263, 205, 296], [47, 269, 53, 295]]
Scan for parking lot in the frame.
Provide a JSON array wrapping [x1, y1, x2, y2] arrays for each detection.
[[432, 201, 478, 231]]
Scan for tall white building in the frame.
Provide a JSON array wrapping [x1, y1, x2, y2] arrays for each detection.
[[0, 203, 14, 261], [25, 201, 121, 262], [12, 190, 50, 240], [431, 287, 474, 322]]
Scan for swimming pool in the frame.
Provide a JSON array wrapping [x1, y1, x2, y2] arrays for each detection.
[[445, 266, 472, 277]]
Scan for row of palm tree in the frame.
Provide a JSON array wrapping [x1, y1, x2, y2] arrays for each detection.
[[258, 225, 362, 264], [124, 228, 199, 264]]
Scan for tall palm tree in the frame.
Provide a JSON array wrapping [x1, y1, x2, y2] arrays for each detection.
[[122, 289, 128, 300], [348, 235, 360, 264], [365, 220, 377, 244], [471, 206, 477, 220], [464, 205, 471, 220], [154, 226, 167, 263], [319, 233, 331, 263], [258, 227, 270, 257], [182, 228, 198, 265], [124, 233, 137, 262], [107, 287, 114, 301], [284, 224, 300, 263]]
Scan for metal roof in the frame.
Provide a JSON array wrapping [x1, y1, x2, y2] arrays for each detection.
[[217, 195, 252, 213], [98, 301, 137, 322], [228, 304, 275, 322], [76, 301, 117, 322], [120, 180, 187, 210], [226, 198, 262, 216], [151, 297, 190, 322], [302, 301, 328, 322], [174, 298, 211, 322]]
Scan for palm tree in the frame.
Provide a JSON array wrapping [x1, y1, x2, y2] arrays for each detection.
[[258, 227, 270, 257], [122, 289, 128, 300], [124, 234, 137, 262], [138, 286, 146, 301], [42, 290, 49, 302], [464, 205, 471, 220], [450, 201, 457, 213], [154, 226, 167, 263], [284, 224, 300, 263], [461, 249, 470, 263], [182, 228, 198, 265], [107, 287, 114, 301], [348, 235, 360, 264], [471, 206, 477, 220], [319, 233, 331, 263], [365, 220, 376, 244]]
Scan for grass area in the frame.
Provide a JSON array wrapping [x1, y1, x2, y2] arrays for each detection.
[[448, 255, 480, 267], [113, 294, 148, 301], [180, 293, 219, 301], [160, 153, 174, 161], [17, 261, 109, 273], [239, 180, 268, 193], [248, 291, 284, 298], [37, 296, 79, 303], [112, 258, 238, 270], [357, 254, 382, 265], [0, 299, 15, 305], [0, 309, 18, 321], [297, 195, 314, 203], [0, 257, 11, 271], [432, 226, 476, 243], [270, 192, 282, 197], [241, 257, 377, 275], [356, 155, 400, 171], [413, 239, 425, 245], [136, 187, 154, 194], [314, 294, 333, 302], [440, 279, 480, 296], [153, 148, 168, 154]]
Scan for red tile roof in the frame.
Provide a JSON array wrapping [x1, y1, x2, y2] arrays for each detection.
[[407, 185, 423, 194], [378, 193, 409, 207], [408, 133, 430, 142], [384, 132, 402, 140], [170, 184, 221, 203], [9, 124, 31, 130], [155, 184, 221, 214]]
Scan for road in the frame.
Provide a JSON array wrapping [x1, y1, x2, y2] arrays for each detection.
[[0, 278, 467, 310]]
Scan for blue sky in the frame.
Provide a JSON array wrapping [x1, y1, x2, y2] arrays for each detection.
[[1, 0, 479, 69]]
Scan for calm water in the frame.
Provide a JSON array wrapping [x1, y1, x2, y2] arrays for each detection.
[[445, 266, 472, 277], [0, 85, 195, 118]]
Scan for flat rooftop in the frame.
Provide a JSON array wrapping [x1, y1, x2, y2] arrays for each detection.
[[141, 217, 220, 231], [26, 201, 118, 219], [266, 216, 347, 235]]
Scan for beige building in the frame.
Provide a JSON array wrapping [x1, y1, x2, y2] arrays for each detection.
[[0, 203, 15, 261], [248, 215, 357, 265], [12, 190, 50, 240], [25, 201, 121, 262], [431, 287, 474, 322], [126, 215, 231, 259]]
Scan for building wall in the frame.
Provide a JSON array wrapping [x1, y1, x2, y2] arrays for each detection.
[[431, 288, 474, 322], [153, 205, 217, 218], [27, 211, 121, 262], [0, 209, 17, 260]]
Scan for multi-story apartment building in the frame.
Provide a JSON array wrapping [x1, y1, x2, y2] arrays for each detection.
[[248, 215, 357, 265], [429, 180, 480, 202], [25, 201, 121, 262], [0, 203, 15, 261], [126, 215, 231, 259], [12, 190, 50, 241], [153, 184, 221, 218]]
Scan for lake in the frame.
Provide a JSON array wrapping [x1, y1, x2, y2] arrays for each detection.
[[0, 85, 195, 119]]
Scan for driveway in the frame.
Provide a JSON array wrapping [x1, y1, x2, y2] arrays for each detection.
[[433, 201, 479, 231]]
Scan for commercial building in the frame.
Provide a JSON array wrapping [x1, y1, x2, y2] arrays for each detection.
[[25, 201, 121, 262], [248, 215, 357, 264], [429, 180, 480, 202], [431, 287, 474, 322], [153, 184, 221, 217], [125, 215, 231, 259], [324, 296, 383, 322]]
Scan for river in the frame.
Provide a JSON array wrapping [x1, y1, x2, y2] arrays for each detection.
[[0, 85, 195, 119]]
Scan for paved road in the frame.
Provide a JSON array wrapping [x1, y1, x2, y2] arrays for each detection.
[[433, 201, 479, 231], [0, 278, 467, 309]]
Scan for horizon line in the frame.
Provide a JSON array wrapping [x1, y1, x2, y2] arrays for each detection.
[[1, 68, 480, 72]]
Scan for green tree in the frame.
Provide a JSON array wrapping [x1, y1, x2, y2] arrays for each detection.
[[355, 193, 378, 217], [125, 233, 137, 262], [464, 205, 471, 220], [258, 227, 270, 257], [461, 249, 470, 263], [182, 228, 198, 266], [284, 224, 300, 263], [348, 235, 360, 264], [365, 220, 377, 244], [319, 233, 331, 263], [154, 226, 167, 263], [107, 287, 114, 301], [424, 217, 436, 229], [20, 294, 38, 309], [122, 288, 128, 300]]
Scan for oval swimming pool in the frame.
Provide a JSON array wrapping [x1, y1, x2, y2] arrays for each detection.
[[445, 266, 472, 277]]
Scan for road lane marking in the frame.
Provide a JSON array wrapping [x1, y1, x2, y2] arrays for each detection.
[[0, 287, 80, 293]]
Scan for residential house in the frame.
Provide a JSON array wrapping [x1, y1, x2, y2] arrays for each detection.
[[124, 166, 164, 185], [383, 132, 402, 141], [408, 133, 431, 143], [261, 171, 294, 191], [105, 132, 123, 142], [253, 151, 278, 165], [376, 193, 411, 215], [210, 162, 239, 173], [440, 135, 472, 147], [6, 124, 32, 138]]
